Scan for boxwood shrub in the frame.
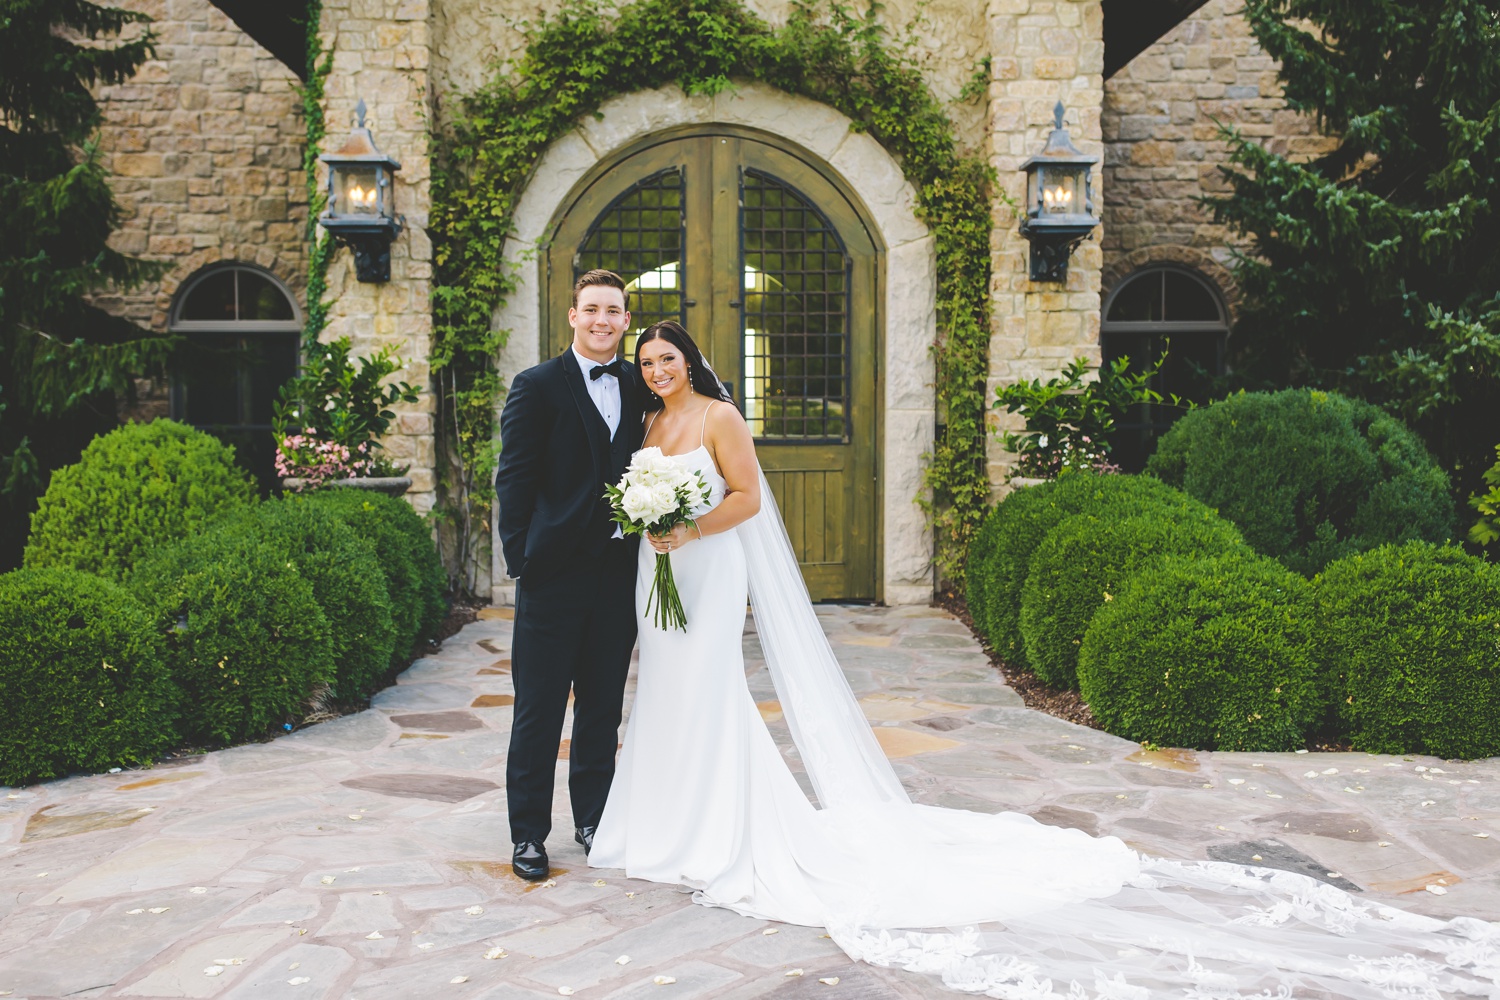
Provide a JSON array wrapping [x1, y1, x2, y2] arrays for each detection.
[[24, 419, 255, 581], [133, 531, 335, 744], [967, 472, 1207, 670], [214, 500, 398, 700], [1146, 389, 1454, 574], [0, 568, 177, 784], [1078, 553, 1320, 751], [297, 489, 446, 665], [1314, 542, 1500, 759], [1021, 499, 1247, 690]]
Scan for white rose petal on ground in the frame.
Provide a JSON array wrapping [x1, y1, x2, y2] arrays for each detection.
[[819, 977, 841, 985], [418, 943, 435, 950], [1426, 884, 1449, 895], [451, 976, 469, 984], [289, 977, 311, 985], [615, 956, 631, 965], [365, 931, 384, 940], [559, 988, 576, 996], [484, 947, 506, 960], [762, 928, 778, 935], [189, 886, 208, 894], [786, 969, 805, 977], [653, 976, 676, 985], [320, 876, 336, 885], [204, 967, 224, 977], [464, 906, 484, 915], [126, 908, 144, 914], [148, 907, 170, 914]]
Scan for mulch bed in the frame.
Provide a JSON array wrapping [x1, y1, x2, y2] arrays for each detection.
[[936, 589, 1101, 731]]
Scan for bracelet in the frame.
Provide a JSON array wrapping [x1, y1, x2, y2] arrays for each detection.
[[694, 524, 704, 540]]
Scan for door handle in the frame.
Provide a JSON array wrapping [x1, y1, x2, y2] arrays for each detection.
[[729, 300, 741, 308], [684, 299, 697, 306]]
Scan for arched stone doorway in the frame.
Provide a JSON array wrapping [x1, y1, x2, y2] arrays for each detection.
[[543, 128, 879, 601], [490, 85, 937, 607]]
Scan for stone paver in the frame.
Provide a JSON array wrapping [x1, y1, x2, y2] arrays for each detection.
[[4, 605, 1500, 998]]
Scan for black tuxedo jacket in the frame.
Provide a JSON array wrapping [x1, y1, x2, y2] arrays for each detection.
[[495, 350, 646, 582]]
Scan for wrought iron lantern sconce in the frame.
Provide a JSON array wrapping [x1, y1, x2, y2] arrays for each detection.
[[1019, 101, 1100, 283], [318, 100, 403, 283]]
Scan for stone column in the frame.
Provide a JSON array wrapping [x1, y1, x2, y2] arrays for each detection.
[[317, 0, 437, 513], [985, 0, 1105, 488]]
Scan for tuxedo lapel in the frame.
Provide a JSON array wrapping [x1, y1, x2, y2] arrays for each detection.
[[561, 350, 610, 484]]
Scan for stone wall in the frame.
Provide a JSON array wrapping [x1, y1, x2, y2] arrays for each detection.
[[94, 0, 308, 419], [984, 0, 1106, 487], [316, 0, 439, 514], [1100, 0, 1337, 297]]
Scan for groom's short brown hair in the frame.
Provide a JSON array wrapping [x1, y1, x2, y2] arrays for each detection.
[[573, 269, 629, 309]]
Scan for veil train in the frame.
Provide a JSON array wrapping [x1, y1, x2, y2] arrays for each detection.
[[737, 464, 1500, 999]]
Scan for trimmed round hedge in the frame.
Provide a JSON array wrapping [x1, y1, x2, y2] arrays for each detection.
[[0, 568, 177, 784], [966, 473, 1205, 670], [1020, 498, 1247, 690], [1314, 542, 1500, 759], [1078, 553, 1320, 751], [133, 530, 335, 745], [24, 419, 255, 582], [216, 500, 398, 700], [1146, 389, 1454, 575], [296, 489, 446, 666]]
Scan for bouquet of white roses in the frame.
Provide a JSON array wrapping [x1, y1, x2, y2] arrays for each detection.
[[605, 447, 712, 632]]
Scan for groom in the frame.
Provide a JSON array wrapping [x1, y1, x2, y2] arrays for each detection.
[[494, 269, 645, 881]]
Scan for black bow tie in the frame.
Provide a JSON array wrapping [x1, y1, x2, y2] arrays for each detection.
[[589, 359, 626, 381]]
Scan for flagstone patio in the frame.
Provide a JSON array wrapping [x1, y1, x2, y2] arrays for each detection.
[[4, 605, 1500, 999]]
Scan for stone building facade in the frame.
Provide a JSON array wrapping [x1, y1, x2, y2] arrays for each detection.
[[89, 0, 1336, 602]]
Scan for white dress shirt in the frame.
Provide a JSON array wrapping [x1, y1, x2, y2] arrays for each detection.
[[572, 346, 625, 539], [572, 345, 621, 440]]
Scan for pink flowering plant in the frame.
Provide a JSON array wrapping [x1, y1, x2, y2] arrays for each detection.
[[273, 337, 420, 488], [993, 354, 1185, 479]]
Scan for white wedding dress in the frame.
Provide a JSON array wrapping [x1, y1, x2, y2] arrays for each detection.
[[590, 436, 1500, 998]]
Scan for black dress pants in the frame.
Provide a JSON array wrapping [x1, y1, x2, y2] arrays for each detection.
[[506, 539, 637, 844]]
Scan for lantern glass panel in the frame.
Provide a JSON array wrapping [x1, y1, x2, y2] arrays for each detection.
[[1042, 168, 1079, 215], [333, 166, 382, 217]]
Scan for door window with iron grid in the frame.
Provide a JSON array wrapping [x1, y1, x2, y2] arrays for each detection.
[[740, 169, 850, 442], [573, 168, 685, 359]]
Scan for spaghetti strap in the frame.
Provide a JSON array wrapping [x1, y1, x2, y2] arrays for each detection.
[[644, 409, 660, 441], [699, 400, 716, 450]]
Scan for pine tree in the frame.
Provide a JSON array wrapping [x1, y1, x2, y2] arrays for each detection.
[[1209, 0, 1500, 503], [0, 0, 173, 567]]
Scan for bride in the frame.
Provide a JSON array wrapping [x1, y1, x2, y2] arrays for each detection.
[[588, 320, 1500, 998]]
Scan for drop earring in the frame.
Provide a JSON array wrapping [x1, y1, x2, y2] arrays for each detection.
[[687, 366, 695, 395]]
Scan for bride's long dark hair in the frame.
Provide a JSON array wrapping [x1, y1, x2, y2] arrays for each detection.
[[634, 320, 734, 411]]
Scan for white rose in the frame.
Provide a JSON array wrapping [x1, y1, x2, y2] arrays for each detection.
[[621, 484, 657, 522], [648, 482, 678, 519]]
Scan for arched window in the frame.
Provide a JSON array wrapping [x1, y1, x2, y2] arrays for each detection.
[[169, 264, 301, 490], [1101, 265, 1229, 471]]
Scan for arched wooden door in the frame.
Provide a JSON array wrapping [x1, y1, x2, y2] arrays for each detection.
[[545, 129, 880, 601]]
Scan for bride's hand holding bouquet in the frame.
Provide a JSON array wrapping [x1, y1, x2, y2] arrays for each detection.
[[606, 447, 712, 632]]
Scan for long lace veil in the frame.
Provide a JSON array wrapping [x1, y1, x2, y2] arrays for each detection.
[[734, 465, 1500, 999]]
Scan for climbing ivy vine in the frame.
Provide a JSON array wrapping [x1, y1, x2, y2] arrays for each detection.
[[300, 0, 334, 346], [431, 0, 993, 589]]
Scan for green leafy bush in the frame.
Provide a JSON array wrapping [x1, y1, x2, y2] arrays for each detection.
[[297, 489, 446, 664], [24, 420, 255, 581], [1314, 542, 1500, 759], [1078, 554, 1320, 751], [1146, 389, 1455, 574], [218, 500, 398, 700], [0, 568, 177, 784], [1470, 444, 1500, 547], [133, 531, 334, 745], [967, 473, 1202, 670], [1020, 497, 1247, 690]]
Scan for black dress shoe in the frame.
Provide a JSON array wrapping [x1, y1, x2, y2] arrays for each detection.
[[512, 840, 549, 881], [574, 826, 596, 855]]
